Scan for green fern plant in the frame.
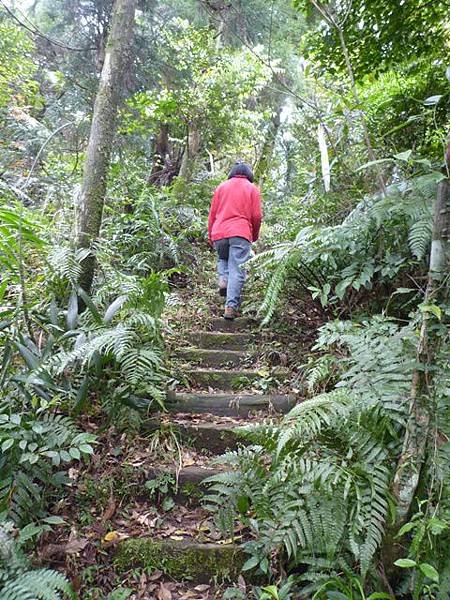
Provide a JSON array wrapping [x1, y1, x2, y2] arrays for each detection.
[[0, 404, 95, 526], [0, 521, 74, 599], [205, 316, 416, 587], [251, 172, 441, 322]]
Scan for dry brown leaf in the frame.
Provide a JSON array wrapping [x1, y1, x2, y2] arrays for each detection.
[[156, 582, 173, 600], [101, 496, 116, 521], [148, 569, 163, 581], [39, 537, 89, 559]]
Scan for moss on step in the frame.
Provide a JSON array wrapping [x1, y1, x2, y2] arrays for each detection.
[[190, 332, 252, 350], [115, 538, 245, 582], [178, 348, 246, 367]]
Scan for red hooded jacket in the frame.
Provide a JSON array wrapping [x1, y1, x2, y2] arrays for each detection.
[[208, 175, 262, 245]]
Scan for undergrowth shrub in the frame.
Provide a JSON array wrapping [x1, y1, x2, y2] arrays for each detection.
[[253, 171, 443, 323], [0, 521, 74, 599], [0, 401, 95, 527]]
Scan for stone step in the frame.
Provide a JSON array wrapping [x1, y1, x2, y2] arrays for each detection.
[[177, 348, 250, 367], [115, 538, 245, 583], [166, 391, 296, 416], [144, 418, 243, 454], [189, 331, 254, 350], [184, 367, 288, 390], [146, 466, 222, 506], [208, 317, 253, 332]]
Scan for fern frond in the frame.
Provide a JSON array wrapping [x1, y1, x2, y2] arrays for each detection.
[[276, 389, 353, 455], [408, 214, 432, 259]]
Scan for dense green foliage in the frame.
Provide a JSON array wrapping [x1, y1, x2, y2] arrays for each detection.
[[0, 0, 448, 597]]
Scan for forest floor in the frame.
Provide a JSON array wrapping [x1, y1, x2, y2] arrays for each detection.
[[38, 247, 326, 599]]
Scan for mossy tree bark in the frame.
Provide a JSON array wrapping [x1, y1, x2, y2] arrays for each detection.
[[254, 105, 282, 185], [392, 177, 450, 527], [178, 124, 201, 181], [75, 0, 137, 294]]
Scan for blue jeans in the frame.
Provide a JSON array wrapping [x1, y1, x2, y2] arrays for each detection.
[[214, 237, 251, 309]]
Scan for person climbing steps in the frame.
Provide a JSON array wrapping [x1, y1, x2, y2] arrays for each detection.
[[208, 160, 262, 320]]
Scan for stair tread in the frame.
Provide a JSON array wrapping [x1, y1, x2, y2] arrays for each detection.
[[180, 348, 247, 355], [169, 391, 294, 399], [208, 317, 254, 332], [177, 348, 253, 367], [185, 367, 287, 374], [166, 391, 296, 416], [115, 536, 246, 582], [188, 331, 254, 350]]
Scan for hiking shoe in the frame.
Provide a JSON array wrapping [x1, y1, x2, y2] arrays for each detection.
[[223, 307, 238, 320]]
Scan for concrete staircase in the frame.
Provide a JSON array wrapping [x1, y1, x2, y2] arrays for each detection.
[[115, 314, 296, 584]]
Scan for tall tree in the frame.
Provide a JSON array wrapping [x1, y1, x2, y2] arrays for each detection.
[[392, 174, 450, 527], [75, 0, 137, 294]]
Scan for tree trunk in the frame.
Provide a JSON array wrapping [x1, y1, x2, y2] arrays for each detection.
[[254, 105, 282, 185], [148, 123, 171, 185], [392, 177, 450, 528], [75, 0, 136, 294], [179, 124, 201, 181]]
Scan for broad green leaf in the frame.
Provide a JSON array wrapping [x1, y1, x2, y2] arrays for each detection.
[[261, 585, 279, 599], [356, 158, 392, 171], [66, 290, 78, 330], [420, 303, 442, 319], [15, 342, 39, 370], [19, 523, 43, 542], [419, 563, 439, 582], [43, 515, 67, 525], [77, 287, 102, 323], [396, 521, 417, 537], [72, 374, 90, 416], [394, 558, 416, 568], [69, 447, 81, 460], [104, 295, 128, 323], [79, 443, 94, 454], [423, 95, 442, 106], [393, 149, 412, 161], [1, 438, 14, 452], [242, 556, 259, 571]]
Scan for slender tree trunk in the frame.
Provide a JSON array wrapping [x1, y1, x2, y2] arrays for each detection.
[[148, 123, 170, 185], [392, 177, 450, 527], [254, 105, 282, 185], [179, 124, 201, 181], [75, 0, 136, 294]]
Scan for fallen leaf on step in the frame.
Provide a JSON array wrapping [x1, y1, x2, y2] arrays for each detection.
[[103, 531, 119, 542]]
